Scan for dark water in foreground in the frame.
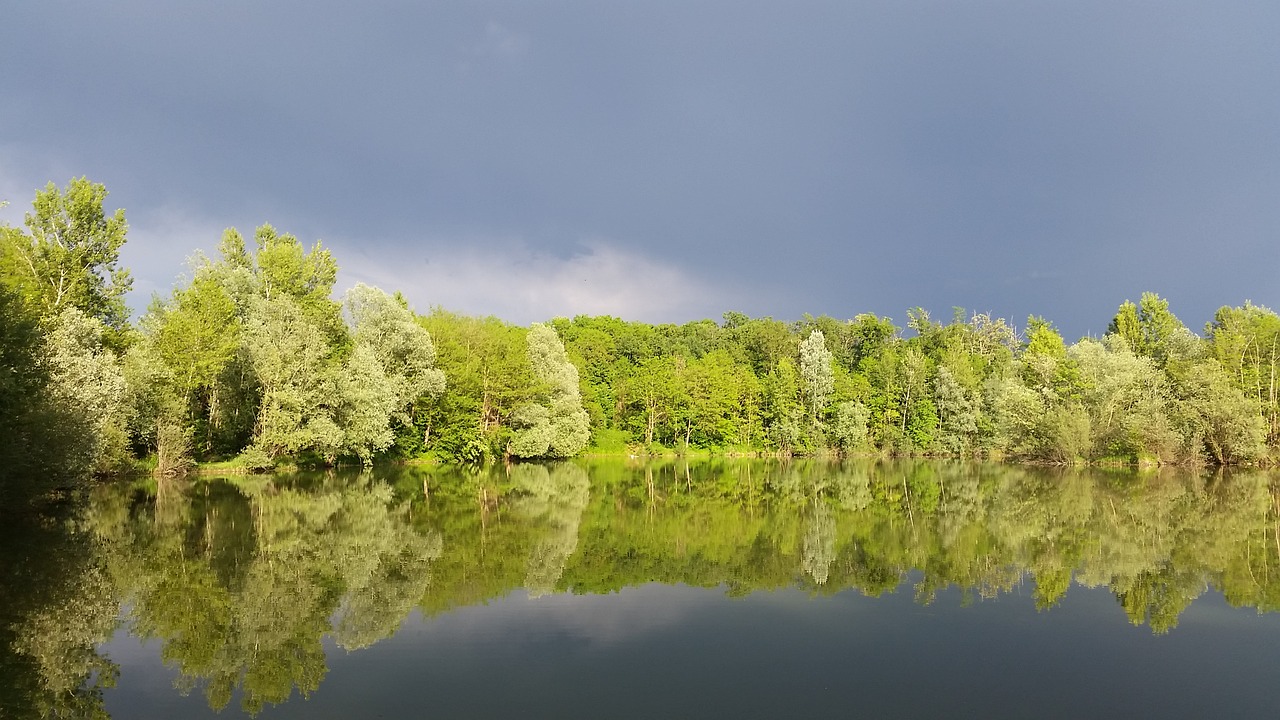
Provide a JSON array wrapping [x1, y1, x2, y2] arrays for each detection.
[[6, 460, 1280, 718]]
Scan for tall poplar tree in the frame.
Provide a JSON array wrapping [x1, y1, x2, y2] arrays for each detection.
[[799, 330, 834, 430]]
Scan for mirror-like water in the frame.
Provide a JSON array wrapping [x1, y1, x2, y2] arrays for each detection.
[[6, 459, 1280, 718]]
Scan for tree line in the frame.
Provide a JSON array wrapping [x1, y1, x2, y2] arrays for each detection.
[[3, 179, 1280, 488]]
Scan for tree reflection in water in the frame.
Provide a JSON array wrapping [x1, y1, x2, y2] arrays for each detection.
[[7, 459, 1280, 716]]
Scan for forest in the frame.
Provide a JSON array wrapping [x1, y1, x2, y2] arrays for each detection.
[[3, 178, 1280, 499]]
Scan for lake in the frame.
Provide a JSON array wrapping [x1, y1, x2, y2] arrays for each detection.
[[5, 459, 1280, 718]]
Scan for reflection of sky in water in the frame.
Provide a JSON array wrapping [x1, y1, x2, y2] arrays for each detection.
[[102, 581, 1280, 719], [71, 461, 1280, 718]]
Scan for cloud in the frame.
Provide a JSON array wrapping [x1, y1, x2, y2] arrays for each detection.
[[408, 583, 728, 648], [0, 168, 226, 315], [0, 168, 29, 219], [474, 22, 531, 59], [118, 207, 229, 307], [337, 236, 739, 325], [0, 156, 64, 225]]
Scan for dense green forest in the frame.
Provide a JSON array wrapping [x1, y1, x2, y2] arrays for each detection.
[[4, 178, 1280, 496]]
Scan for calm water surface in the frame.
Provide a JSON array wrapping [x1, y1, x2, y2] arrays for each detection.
[[6, 460, 1280, 718]]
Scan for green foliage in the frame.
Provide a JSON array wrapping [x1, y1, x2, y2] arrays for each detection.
[[155, 273, 241, 400], [0, 288, 103, 502], [7, 459, 1279, 717], [1107, 292, 1186, 367], [799, 330, 834, 428], [763, 358, 807, 453], [1206, 302, 1280, 446], [510, 324, 590, 459], [336, 343, 398, 464], [830, 401, 870, 452], [1, 178, 132, 344], [933, 365, 980, 454], [245, 294, 343, 460], [253, 224, 344, 345], [1, 504, 119, 719], [44, 308, 133, 474], [345, 283, 445, 418], [6, 178, 1280, 472], [340, 284, 446, 463], [1070, 337, 1179, 462], [1024, 316, 1066, 359], [417, 309, 536, 462]]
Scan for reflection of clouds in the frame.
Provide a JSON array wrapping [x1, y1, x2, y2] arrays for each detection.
[[410, 584, 730, 648]]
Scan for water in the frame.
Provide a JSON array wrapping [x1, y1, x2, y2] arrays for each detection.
[[7, 459, 1280, 718]]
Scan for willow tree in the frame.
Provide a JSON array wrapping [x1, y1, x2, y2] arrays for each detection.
[[340, 284, 446, 463], [0, 286, 106, 497], [43, 308, 133, 474], [344, 284, 445, 419], [244, 294, 343, 461], [993, 318, 1090, 462], [509, 323, 590, 459], [1069, 336, 1178, 462]]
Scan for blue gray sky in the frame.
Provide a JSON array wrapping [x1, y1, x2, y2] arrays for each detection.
[[2, 1, 1277, 339]]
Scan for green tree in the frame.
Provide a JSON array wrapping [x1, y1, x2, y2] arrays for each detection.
[[0, 178, 132, 342], [1206, 302, 1280, 447], [0, 286, 103, 499], [625, 355, 682, 447], [933, 364, 979, 454], [341, 284, 446, 463], [244, 295, 343, 461], [138, 270, 242, 460], [1106, 292, 1185, 367], [993, 321, 1091, 463], [345, 284, 446, 417], [762, 358, 806, 453], [335, 343, 398, 464], [253, 224, 344, 346], [799, 330, 834, 432], [1069, 336, 1178, 462], [44, 308, 133, 474], [1179, 361, 1266, 464], [897, 346, 936, 450], [830, 401, 870, 453], [417, 310, 536, 461], [509, 324, 590, 459], [680, 350, 758, 448]]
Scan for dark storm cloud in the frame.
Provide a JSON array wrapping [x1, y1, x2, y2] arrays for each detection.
[[2, 1, 1277, 335]]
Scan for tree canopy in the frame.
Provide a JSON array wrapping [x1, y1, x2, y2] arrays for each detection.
[[4, 179, 1280, 480]]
